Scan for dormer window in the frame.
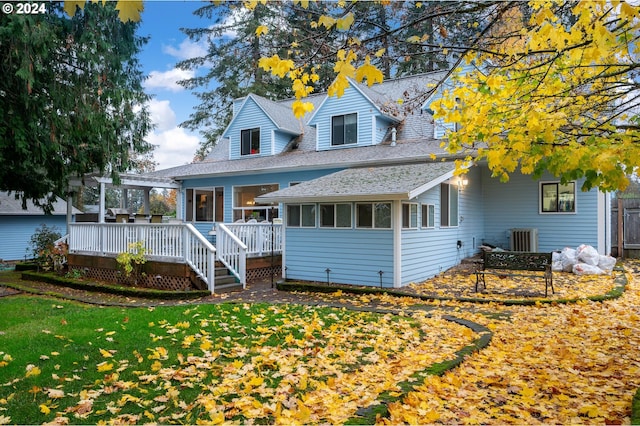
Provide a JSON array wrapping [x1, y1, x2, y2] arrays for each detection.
[[241, 128, 260, 155], [331, 113, 357, 146]]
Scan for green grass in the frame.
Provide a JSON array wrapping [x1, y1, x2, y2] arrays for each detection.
[[0, 295, 477, 424]]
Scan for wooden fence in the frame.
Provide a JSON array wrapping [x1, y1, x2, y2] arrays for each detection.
[[611, 197, 640, 258]]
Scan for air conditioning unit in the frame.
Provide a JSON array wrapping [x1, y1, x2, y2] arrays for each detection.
[[510, 228, 538, 252]]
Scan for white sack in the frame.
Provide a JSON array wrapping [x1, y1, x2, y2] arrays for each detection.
[[576, 244, 600, 266], [573, 263, 605, 275], [597, 255, 616, 274], [560, 247, 578, 272]]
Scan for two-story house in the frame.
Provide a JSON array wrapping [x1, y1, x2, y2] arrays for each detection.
[[144, 70, 610, 289]]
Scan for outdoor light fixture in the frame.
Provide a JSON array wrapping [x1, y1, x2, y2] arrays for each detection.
[[458, 177, 469, 187]]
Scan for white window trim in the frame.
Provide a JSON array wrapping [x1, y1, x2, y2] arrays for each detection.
[[232, 183, 279, 222], [330, 112, 358, 147], [402, 203, 419, 229], [319, 203, 353, 228], [240, 127, 261, 156], [421, 203, 436, 229], [539, 181, 577, 215], [355, 202, 392, 230], [440, 182, 460, 228], [286, 204, 317, 228]]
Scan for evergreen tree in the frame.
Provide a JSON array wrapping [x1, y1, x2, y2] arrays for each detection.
[[0, 2, 152, 213]]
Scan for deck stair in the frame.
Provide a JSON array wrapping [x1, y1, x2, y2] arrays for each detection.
[[214, 265, 240, 289]]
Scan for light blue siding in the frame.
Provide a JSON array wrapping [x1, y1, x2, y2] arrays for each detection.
[[310, 87, 377, 150], [401, 167, 485, 285], [285, 228, 394, 287], [0, 216, 69, 261], [481, 169, 600, 251], [273, 130, 293, 154], [225, 97, 277, 159]]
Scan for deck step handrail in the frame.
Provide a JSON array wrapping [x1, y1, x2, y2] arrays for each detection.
[[223, 222, 282, 257], [215, 223, 247, 287], [67, 223, 217, 293]]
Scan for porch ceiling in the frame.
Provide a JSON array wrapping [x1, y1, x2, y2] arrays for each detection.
[[256, 161, 457, 204]]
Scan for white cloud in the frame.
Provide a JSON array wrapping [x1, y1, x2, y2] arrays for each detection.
[[145, 99, 201, 169], [147, 127, 201, 169], [144, 68, 194, 93], [162, 38, 207, 61], [148, 99, 176, 132]]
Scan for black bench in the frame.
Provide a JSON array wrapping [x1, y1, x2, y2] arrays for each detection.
[[475, 251, 554, 296]]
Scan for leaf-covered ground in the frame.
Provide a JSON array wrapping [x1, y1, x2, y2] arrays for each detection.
[[383, 263, 640, 424], [0, 300, 477, 425], [0, 261, 639, 424]]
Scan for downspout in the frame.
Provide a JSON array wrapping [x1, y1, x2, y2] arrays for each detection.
[[390, 127, 397, 147], [393, 200, 402, 288]]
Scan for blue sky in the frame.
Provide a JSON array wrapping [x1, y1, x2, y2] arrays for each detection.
[[137, 1, 213, 170]]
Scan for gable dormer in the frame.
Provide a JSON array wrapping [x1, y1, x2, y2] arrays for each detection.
[[308, 78, 400, 151], [223, 94, 302, 160]]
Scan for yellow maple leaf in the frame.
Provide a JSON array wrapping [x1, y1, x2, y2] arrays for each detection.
[[96, 362, 113, 372], [25, 365, 41, 377], [63, 0, 85, 18], [318, 15, 336, 29], [336, 12, 354, 31], [355, 56, 384, 87], [99, 348, 114, 358], [255, 25, 269, 37], [39, 404, 51, 415], [114, 0, 143, 23]]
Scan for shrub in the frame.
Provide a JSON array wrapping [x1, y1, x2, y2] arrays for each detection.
[[28, 224, 66, 272], [116, 241, 147, 285]]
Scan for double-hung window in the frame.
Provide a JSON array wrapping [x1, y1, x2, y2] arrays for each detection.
[[331, 113, 357, 146], [540, 182, 576, 213], [241, 128, 260, 155], [402, 203, 418, 229], [421, 204, 435, 228], [440, 183, 459, 227]]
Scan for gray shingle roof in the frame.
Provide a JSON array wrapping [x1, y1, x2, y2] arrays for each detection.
[[149, 138, 454, 180], [146, 71, 456, 181], [0, 192, 81, 215], [256, 161, 456, 203]]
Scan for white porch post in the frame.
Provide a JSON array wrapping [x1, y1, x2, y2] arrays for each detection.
[[177, 189, 184, 221], [98, 182, 106, 223], [121, 188, 128, 210], [66, 189, 73, 229], [143, 189, 150, 216], [393, 200, 402, 288]]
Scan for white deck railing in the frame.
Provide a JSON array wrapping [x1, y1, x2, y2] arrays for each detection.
[[215, 223, 248, 287], [223, 222, 283, 257], [67, 223, 216, 292]]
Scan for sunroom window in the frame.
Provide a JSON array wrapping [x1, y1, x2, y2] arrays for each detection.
[[421, 204, 435, 228], [402, 203, 418, 229], [356, 202, 391, 229], [320, 204, 352, 228], [331, 113, 357, 146]]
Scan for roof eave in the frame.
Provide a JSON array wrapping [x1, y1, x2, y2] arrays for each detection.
[[256, 192, 410, 204]]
